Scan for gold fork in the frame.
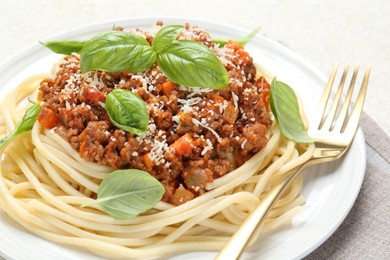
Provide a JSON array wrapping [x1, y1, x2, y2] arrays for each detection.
[[216, 64, 371, 260]]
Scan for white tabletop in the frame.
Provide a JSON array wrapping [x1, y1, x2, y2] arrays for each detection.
[[0, 1, 389, 259], [1, 0, 388, 136]]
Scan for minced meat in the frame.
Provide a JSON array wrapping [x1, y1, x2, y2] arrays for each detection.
[[37, 22, 273, 205]]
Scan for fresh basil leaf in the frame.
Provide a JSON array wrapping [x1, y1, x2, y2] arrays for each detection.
[[213, 27, 261, 46], [40, 40, 86, 55], [0, 134, 12, 150], [0, 103, 41, 149], [80, 31, 157, 73], [270, 79, 314, 143], [152, 25, 184, 53], [157, 40, 229, 89], [236, 27, 261, 45], [82, 169, 165, 219], [105, 89, 149, 135]]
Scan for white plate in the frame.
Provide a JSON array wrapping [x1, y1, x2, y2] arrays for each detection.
[[0, 17, 365, 260]]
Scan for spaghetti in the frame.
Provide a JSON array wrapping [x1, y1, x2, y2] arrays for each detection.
[[0, 23, 314, 259]]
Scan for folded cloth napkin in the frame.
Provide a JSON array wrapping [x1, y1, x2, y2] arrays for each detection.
[[305, 112, 390, 259]]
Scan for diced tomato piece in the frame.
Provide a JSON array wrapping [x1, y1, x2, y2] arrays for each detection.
[[170, 133, 195, 156], [37, 108, 59, 129], [161, 81, 175, 95], [83, 86, 106, 102], [256, 77, 271, 111]]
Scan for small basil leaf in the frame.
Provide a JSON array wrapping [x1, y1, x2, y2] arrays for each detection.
[[40, 41, 86, 55], [82, 169, 165, 219], [105, 89, 149, 135], [0, 103, 41, 149], [157, 40, 229, 89], [270, 79, 314, 143], [152, 25, 184, 53], [80, 31, 157, 73], [213, 27, 261, 47]]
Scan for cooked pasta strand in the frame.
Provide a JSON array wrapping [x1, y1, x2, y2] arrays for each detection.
[[0, 68, 313, 259]]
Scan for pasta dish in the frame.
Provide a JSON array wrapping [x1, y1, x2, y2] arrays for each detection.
[[0, 22, 313, 258]]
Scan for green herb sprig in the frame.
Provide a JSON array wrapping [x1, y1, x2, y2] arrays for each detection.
[[270, 79, 314, 143], [80, 31, 157, 73], [0, 102, 41, 150], [82, 169, 165, 219], [41, 25, 230, 90], [105, 89, 149, 135], [213, 27, 261, 47], [40, 41, 85, 55]]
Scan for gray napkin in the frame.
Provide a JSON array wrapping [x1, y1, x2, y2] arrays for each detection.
[[305, 113, 390, 259]]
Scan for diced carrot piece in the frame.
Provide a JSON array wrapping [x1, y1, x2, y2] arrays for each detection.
[[222, 102, 238, 124], [237, 48, 249, 60], [171, 185, 195, 206], [225, 40, 249, 61], [79, 141, 88, 157], [37, 108, 59, 129], [225, 40, 243, 51], [161, 81, 175, 95], [170, 133, 195, 156], [143, 153, 155, 169], [178, 111, 186, 121], [37, 91, 43, 101], [212, 94, 226, 103]]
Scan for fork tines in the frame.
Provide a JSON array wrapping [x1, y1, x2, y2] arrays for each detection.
[[315, 64, 370, 138]]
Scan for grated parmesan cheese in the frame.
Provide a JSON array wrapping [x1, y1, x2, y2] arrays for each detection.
[[172, 115, 181, 124], [216, 100, 229, 114], [201, 138, 213, 155], [181, 86, 213, 98], [241, 139, 248, 149], [43, 25, 272, 188], [192, 118, 221, 142], [178, 97, 202, 113], [149, 138, 168, 166], [231, 92, 239, 110]]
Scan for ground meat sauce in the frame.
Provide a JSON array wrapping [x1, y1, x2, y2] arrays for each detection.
[[37, 23, 273, 205]]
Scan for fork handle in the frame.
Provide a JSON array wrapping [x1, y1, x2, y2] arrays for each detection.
[[215, 164, 306, 260]]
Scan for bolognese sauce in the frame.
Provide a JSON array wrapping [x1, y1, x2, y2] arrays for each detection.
[[37, 22, 272, 205]]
